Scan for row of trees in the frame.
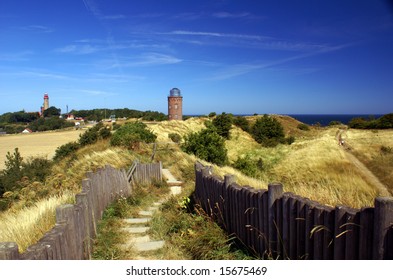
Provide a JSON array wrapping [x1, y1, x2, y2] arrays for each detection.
[[348, 113, 393, 129], [69, 108, 167, 121]]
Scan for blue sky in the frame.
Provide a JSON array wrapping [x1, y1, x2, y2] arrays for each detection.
[[1, 0, 393, 115]]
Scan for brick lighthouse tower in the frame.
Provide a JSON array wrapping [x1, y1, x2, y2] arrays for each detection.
[[43, 93, 49, 110], [41, 93, 49, 116], [168, 88, 183, 121]]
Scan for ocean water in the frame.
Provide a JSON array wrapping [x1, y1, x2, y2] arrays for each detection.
[[287, 114, 384, 126]]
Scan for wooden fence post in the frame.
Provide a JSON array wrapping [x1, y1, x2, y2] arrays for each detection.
[[373, 197, 393, 259], [268, 183, 283, 258], [359, 207, 374, 259], [76, 192, 91, 259], [56, 204, 78, 260], [0, 242, 19, 260]]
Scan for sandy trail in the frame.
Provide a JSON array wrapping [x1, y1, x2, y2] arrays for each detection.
[[337, 129, 390, 197]]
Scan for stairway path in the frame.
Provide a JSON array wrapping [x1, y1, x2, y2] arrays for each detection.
[[119, 168, 183, 257]]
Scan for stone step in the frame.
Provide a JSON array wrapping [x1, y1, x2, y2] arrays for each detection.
[[134, 240, 165, 252], [138, 210, 154, 217], [123, 218, 151, 224], [122, 227, 150, 234], [170, 186, 182, 196]]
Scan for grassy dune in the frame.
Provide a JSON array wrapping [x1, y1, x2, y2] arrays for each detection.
[[1, 116, 392, 252]]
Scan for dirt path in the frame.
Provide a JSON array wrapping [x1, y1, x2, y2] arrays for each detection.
[[337, 129, 390, 197]]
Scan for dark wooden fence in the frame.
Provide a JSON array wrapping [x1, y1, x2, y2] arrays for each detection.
[[194, 162, 393, 260], [0, 161, 163, 260], [127, 160, 162, 185]]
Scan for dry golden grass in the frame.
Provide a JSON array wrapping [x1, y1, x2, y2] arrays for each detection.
[[147, 117, 207, 142], [0, 191, 74, 252], [0, 129, 81, 170], [270, 128, 379, 207], [344, 128, 393, 194]]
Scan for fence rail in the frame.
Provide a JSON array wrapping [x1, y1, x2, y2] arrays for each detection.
[[0, 161, 163, 260], [194, 162, 393, 260]]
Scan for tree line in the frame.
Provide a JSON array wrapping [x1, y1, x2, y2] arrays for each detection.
[[0, 107, 168, 134]]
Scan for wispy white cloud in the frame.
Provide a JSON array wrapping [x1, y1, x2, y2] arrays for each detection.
[[212, 12, 252, 19], [18, 25, 54, 33], [165, 30, 333, 52], [54, 44, 99, 54], [113, 53, 182, 68], [101, 14, 126, 20], [207, 43, 353, 81]]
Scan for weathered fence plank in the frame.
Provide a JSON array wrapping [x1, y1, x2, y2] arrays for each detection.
[[0, 242, 20, 260], [373, 197, 393, 259], [268, 183, 283, 258]]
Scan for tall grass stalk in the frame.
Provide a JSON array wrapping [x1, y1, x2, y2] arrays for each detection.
[[0, 191, 74, 252]]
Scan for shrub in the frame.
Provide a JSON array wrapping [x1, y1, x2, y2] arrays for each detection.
[[79, 126, 99, 146], [233, 116, 250, 132], [182, 129, 228, 165], [251, 115, 285, 147], [297, 123, 310, 131], [232, 155, 262, 177], [53, 141, 80, 161], [168, 133, 182, 143], [22, 157, 52, 183], [328, 121, 342, 126], [99, 126, 112, 139], [286, 136, 296, 145], [381, 145, 392, 154], [110, 121, 157, 149], [1, 148, 23, 193], [212, 112, 233, 139]]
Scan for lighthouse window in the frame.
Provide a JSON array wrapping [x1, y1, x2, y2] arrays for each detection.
[[174, 104, 178, 109]]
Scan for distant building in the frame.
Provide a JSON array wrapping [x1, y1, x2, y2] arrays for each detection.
[[22, 128, 33, 134], [43, 93, 49, 110], [168, 88, 183, 121], [40, 93, 49, 116]]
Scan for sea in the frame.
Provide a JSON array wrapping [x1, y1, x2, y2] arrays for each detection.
[[286, 114, 384, 126], [188, 113, 385, 127]]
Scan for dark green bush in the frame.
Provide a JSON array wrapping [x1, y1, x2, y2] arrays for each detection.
[[53, 141, 80, 161], [232, 155, 262, 177], [212, 112, 233, 139], [233, 116, 250, 132], [79, 127, 99, 146], [110, 121, 157, 149], [99, 126, 112, 139], [168, 133, 182, 143], [1, 148, 23, 193], [251, 115, 285, 147], [182, 129, 228, 165], [297, 123, 310, 131], [286, 136, 296, 145], [328, 121, 342, 126], [22, 157, 52, 182]]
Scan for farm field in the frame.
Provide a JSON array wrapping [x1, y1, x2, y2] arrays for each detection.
[[0, 129, 81, 170]]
